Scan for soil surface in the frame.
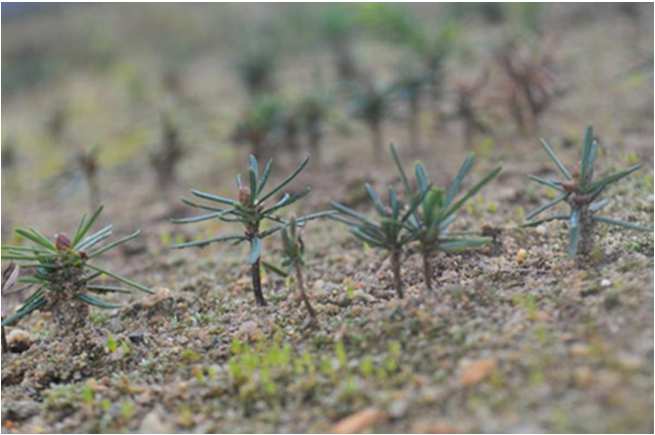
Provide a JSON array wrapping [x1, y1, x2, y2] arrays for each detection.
[[2, 4, 653, 433]]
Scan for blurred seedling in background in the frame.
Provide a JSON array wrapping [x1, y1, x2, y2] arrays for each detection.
[[1, 206, 152, 333], [76, 144, 101, 214], [524, 126, 651, 258], [2, 136, 17, 170], [297, 91, 331, 166], [149, 111, 185, 198], [46, 100, 69, 143], [407, 22, 457, 127], [172, 154, 333, 306], [392, 62, 430, 153], [279, 217, 317, 321], [495, 38, 565, 135], [349, 80, 394, 162], [450, 70, 492, 149], [279, 101, 301, 154], [391, 144, 501, 291], [320, 5, 360, 83], [236, 43, 278, 98], [231, 95, 284, 161], [330, 155, 430, 298]]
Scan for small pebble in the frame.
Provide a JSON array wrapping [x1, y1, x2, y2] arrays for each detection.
[[516, 249, 528, 265], [6, 329, 33, 353]]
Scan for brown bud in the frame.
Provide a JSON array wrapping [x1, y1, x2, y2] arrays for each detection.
[[55, 233, 71, 251], [561, 181, 577, 193], [238, 187, 251, 205]]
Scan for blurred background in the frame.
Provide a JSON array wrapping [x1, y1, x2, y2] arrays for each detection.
[[2, 3, 653, 238]]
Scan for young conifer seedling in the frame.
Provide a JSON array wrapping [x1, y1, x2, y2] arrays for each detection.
[[1, 206, 152, 331], [150, 112, 184, 196], [331, 169, 429, 298], [77, 145, 101, 214], [298, 92, 330, 166], [391, 144, 501, 291], [393, 64, 429, 153], [231, 96, 283, 160], [280, 217, 317, 320], [524, 126, 651, 257], [350, 80, 393, 162], [236, 44, 277, 97], [172, 155, 332, 306]]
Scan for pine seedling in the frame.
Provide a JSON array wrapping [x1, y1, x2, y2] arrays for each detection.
[[172, 155, 333, 306], [393, 64, 430, 153], [236, 45, 277, 97], [280, 217, 316, 320], [391, 145, 501, 290], [1, 206, 152, 331], [330, 170, 430, 298], [298, 92, 330, 166], [77, 145, 101, 213], [452, 70, 491, 149], [149, 112, 184, 195], [524, 126, 651, 257], [350, 80, 394, 162], [320, 5, 360, 82], [231, 96, 284, 160], [407, 22, 457, 126], [496, 38, 564, 135]]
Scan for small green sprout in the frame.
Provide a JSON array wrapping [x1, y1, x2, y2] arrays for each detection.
[[280, 217, 317, 320], [330, 162, 430, 298], [172, 154, 333, 306], [524, 126, 651, 257], [1, 206, 152, 331], [391, 144, 501, 291]]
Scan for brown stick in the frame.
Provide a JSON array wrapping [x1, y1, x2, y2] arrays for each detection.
[[422, 250, 433, 292], [391, 249, 403, 298], [370, 120, 383, 162], [294, 265, 316, 319], [251, 258, 267, 306], [2, 324, 7, 354]]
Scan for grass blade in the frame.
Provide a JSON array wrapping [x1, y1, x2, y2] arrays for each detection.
[[258, 155, 310, 204], [526, 191, 568, 220], [76, 293, 122, 309], [86, 263, 153, 294], [191, 189, 239, 206], [593, 216, 652, 232], [583, 164, 641, 194], [73, 206, 104, 248], [257, 159, 273, 195], [540, 138, 572, 180], [390, 143, 411, 194], [171, 234, 246, 249], [443, 166, 502, 220], [89, 230, 141, 258], [446, 154, 475, 206]]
